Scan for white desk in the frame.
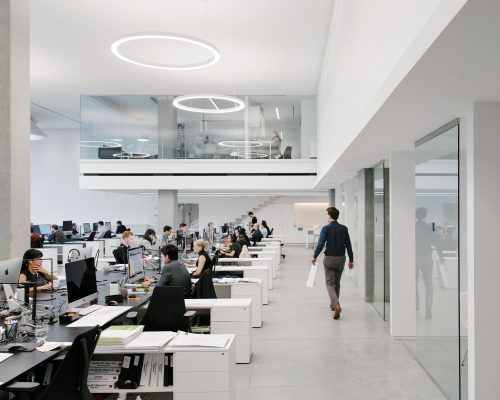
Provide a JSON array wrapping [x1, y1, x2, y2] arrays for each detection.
[[247, 250, 278, 276], [216, 258, 274, 289], [92, 334, 236, 400], [210, 265, 269, 304], [103, 238, 121, 256], [44, 243, 85, 264], [185, 298, 252, 364], [212, 278, 263, 328], [250, 244, 281, 266]]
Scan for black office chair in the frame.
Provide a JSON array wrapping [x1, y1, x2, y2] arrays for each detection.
[[103, 230, 112, 239], [112, 246, 128, 264], [140, 286, 196, 332], [191, 269, 217, 299], [86, 231, 95, 242], [7, 325, 101, 400], [283, 146, 292, 159]]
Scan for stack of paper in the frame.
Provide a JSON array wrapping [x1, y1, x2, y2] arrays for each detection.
[[97, 325, 144, 347], [169, 332, 229, 348], [124, 331, 177, 351]]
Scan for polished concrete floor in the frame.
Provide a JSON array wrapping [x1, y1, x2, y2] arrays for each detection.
[[235, 245, 446, 400]]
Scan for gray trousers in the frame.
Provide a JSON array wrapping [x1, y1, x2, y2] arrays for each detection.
[[323, 256, 346, 306]]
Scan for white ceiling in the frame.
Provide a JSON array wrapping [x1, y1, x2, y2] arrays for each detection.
[[30, 0, 334, 128]]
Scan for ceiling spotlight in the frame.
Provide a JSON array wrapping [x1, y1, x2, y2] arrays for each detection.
[[110, 33, 220, 70], [173, 94, 245, 114]]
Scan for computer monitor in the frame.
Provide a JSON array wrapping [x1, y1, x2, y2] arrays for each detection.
[[32, 225, 41, 235], [105, 222, 111, 230], [128, 246, 144, 283], [39, 224, 51, 235], [185, 235, 193, 252], [83, 223, 91, 234], [62, 220, 73, 232], [92, 222, 98, 232], [222, 225, 228, 234], [0, 258, 22, 302], [65, 258, 98, 308]]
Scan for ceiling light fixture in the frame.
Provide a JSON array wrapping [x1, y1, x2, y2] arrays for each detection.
[[80, 141, 122, 148], [173, 94, 245, 114], [110, 33, 220, 70], [137, 138, 150, 142], [218, 140, 263, 148], [275, 107, 280, 120]]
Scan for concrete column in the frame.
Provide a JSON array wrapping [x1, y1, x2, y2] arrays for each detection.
[[389, 151, 416, 337], [344, 179, 357, 277], [356, 169, 367, 299], [468, 102, 500, 399], [300, 97, 316, 159], [328, 189, 335, 207], [157, 190, 178, 233], [0, 0, 30, 259], [157, 96, 177, 159]]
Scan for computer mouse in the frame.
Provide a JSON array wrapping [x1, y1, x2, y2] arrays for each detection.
[[108, 300, 118, 306], [128, 294, 139, 299], [8, 344, 27, 353]]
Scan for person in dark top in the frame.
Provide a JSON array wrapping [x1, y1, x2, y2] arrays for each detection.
[[48, 224, 66, 244], [113, 231, 134, 264], [143, 244, 191, 298], [116, 221, 127, 234], [19, 248, 59, 291], [237, 227, 251, 247], [312, 207, 354, 320], [189, 240, 213, 277], [30, 227, 44, 248], [261, 220, 271, 237], [250, 224, 263, 245], [219, 234, 241, 258]]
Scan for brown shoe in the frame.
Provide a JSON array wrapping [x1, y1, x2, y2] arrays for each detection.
[[333, 304, 341, 320]]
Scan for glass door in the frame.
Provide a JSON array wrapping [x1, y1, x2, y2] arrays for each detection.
[[415, 121, 460, 399]]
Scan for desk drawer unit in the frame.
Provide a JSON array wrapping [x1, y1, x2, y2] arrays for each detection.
[[231, 285, 262, 328]]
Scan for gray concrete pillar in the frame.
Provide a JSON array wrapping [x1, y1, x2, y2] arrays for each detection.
[[158, 190, 179, 233], [328, 189, 335, 207], [0, 0, 30, 259], [157, 96, 178, 159]]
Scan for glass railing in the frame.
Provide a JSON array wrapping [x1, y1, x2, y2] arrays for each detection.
[[80, 95, 316, 160]]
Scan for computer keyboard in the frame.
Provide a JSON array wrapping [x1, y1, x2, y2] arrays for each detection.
[[78, 304, 103, 316]]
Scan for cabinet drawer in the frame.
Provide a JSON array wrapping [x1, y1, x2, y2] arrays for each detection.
[[211, 321, 249, 336], [174, 351, 229, 372], [212, 306, 250, 322], [174, 371, 229, 392]]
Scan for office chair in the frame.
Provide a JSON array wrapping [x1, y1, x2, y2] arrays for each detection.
[[86, 231, 95, 241], [283, 146, 292, 159], [140, 286, 196, 332], [112, 246, 128, 264], [6, 325, 101, 400], [191, 269, 217, 299], [102, 230, 112, 239]]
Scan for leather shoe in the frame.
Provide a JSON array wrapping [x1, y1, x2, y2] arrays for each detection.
[[333, 304, 341, 320]]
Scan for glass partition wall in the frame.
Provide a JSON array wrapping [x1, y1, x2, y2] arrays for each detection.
[[80, 95, 314, 160], [415, 121, 461, 399]]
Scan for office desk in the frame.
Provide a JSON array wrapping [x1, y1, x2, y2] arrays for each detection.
[[212, 278, 263, 328], [216, 258, 274, 289], [248, 250, 278, 276], [252, 243, 281, 265], [185, 299, 252, 363]]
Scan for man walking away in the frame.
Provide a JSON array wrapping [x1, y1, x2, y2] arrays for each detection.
[[311, 207, 354, 320]]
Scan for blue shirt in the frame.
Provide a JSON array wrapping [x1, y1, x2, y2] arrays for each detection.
[[313, 221, 354, 262]]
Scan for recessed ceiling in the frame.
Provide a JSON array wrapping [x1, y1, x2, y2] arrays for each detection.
[[30, 0, 334, 128]]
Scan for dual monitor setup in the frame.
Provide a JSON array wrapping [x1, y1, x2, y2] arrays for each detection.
[[32, 221, 112, 237]]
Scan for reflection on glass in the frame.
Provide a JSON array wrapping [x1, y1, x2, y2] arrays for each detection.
[[80, 95, 316, 160], [415, 124, 461, 399]]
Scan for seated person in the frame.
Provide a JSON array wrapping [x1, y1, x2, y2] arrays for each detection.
[[188, 240, 212, 277], [48, 224, 66, 244], [250, 223, 263, 245], [95, 221, 109, 239], [143, 244, 192, 298], [115, 220, 127, 234], [113, 231, 134, 264], [219, 234, 241, 258], [260, 220, 271, 238], [30, 227, 44, 248], [237, 227, 251, 247], [19, 249, 59, 291], [160, 225, 176, 247], [71, 223, 79, 235], [142, 228, 157, 255]]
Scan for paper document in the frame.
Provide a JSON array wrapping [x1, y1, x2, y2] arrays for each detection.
[[306, 264, 318, 288], [36, 342, 72, 352], [0, 353, 13, 363], [67, 306, 131, 327], [169, 332, 229, 348]]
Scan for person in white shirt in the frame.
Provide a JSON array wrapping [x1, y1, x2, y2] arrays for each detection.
[[95, 221, 109, 238]]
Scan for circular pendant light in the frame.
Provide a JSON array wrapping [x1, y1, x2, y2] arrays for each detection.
[[80, 141, 122, 148], [218, 140, 263, 148], [110, 33, 220, 71], [173, 94, 245, 114]]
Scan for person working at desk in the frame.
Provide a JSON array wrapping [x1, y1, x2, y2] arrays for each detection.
[[113, 230, 134, 264], [219, 234, 241, 258], [260, 220, 271, 238], [236, 227, 251, 247], [142, 244, 192, 298], [188, 240, 213, 277], [30, 226, 44, 248], [250, 223, 263, 245], [115, 220, 127, 234], [142, 229, 157, 255], [95, 221, 109, 238], [48, 224, 66, 244], [160, 225, 175, 247], [19, 249, 59, 291]]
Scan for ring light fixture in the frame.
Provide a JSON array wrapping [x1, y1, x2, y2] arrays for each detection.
[[80, 141, 122, 148], [218, 140, 263, 148], [110, 33, 220, 70], [173, 94, 245, 114]]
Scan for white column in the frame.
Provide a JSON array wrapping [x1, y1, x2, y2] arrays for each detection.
[[157, 96, 177, 159], [328, 189, 335, 207], [356, 170, 367, 299], [0, 0, 30, 259], [388, 151, 416, 337], [300, 97, 316, 159], [468, 102, 500, 399], [157, 190, 178, 233], [344, 179, 357, 277]]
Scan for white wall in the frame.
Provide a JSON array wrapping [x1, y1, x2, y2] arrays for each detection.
[[316, 0, 467, 180], [30, 131, 158, 228]]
